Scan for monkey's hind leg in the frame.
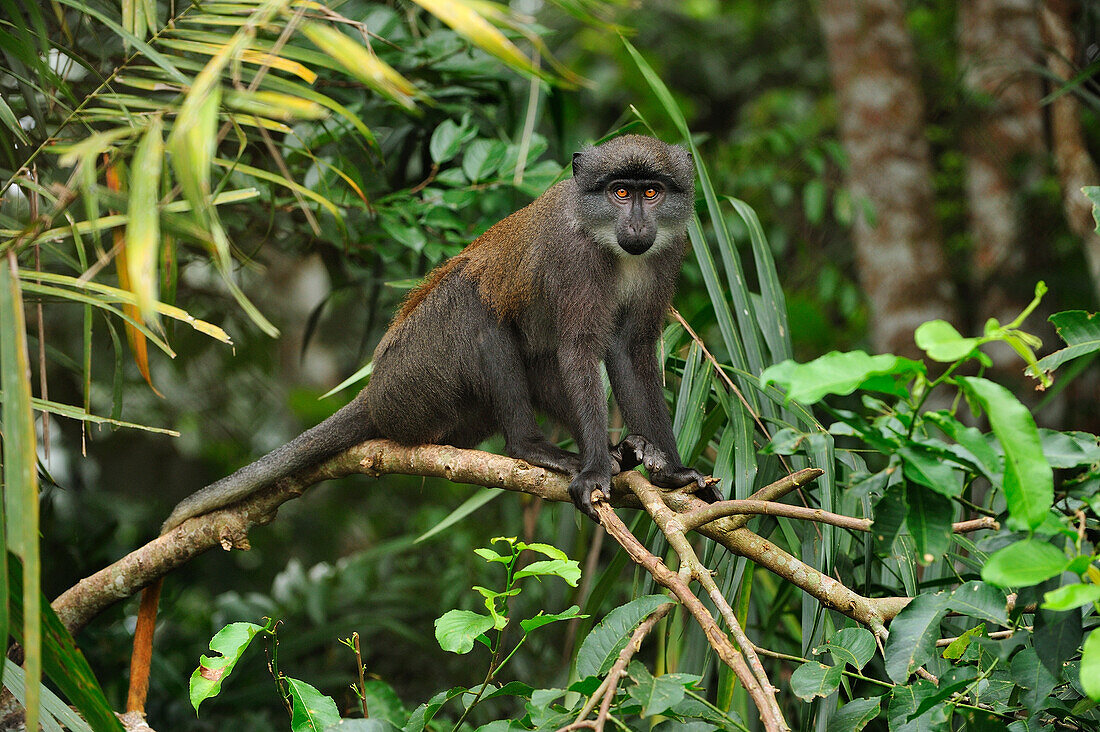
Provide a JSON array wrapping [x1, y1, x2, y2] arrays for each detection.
[[476, 324, 581, 476]]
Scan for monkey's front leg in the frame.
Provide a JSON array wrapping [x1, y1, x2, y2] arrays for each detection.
[[558, 343, 617, 520]]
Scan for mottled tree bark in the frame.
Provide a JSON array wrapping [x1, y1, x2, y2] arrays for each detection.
[[1040, 0, 1100, 305], [818, 0, 958, 356], [958, 0, 1045, 338]]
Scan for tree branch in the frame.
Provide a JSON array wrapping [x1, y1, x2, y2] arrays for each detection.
[[51, 440, 908, 641]]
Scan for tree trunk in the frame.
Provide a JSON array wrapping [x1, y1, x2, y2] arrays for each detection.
[[958, 0, 1045, 336], [1040, 0, 1100, 305], [818, 0, 958, 357]]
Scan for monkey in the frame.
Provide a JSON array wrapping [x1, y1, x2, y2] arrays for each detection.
[[128, 134, 715, 714], [160, 133, 712, 531]]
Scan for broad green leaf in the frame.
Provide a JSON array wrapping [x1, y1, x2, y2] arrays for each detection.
[[300, 22, 416, 110], [900, 448, 961, 497], [287, 677, 341, 732], [958, 376, 1053, 529], [402, 687, 466, 732], [125, 115, 164, 323], [521, 542, 568, 561], [872, 482, 907, 554], [514, 558, 581, 587], [1042, 583, 1100, 611], [575, 595, 672, 680], [325, 721, 400, 732], [1082, 629, 1100, 701], [818, 628, 876, 671], [981, 539, 1067, 588], [519, 606, 585, 633], [626, 671, 698, 717], [914, 320, 981, 362], [789, 662, 842, 700], [942, 624, 984, 660], [1010, 648, 1057, 714], [760, 351, 924, 405], [888, 681, 948, 731], [948, 581, 1007, 625], [189, 622, 265, 711], [1038, 429, 1100, 468], [5, 557, 124, 731], [1032, 310, 1100, 377], [434, 610, 494, 654], [0, 255, 37, 729], [906, 485, 953, 564], [358, 680, 406, 728], [410, 0, 541, 79], [827, 697, 880, 731], [430, 118, 476, 164], [882, 592, 950, 683], [462, 140, 507, 182]]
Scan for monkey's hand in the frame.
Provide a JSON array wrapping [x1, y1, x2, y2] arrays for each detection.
[[569, 469, 611, 522], [613, 434, 721, 503]]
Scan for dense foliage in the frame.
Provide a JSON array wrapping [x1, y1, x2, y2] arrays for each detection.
[[1, 1, 1099, 731]]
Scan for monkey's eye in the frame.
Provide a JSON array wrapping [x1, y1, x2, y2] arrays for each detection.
[[643, 188, 658, 199], [613, 187, 629, 199]]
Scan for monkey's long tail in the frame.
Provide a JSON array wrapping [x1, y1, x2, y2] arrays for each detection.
[[127, 397, 377, 716], [160, 397, 378, 534]]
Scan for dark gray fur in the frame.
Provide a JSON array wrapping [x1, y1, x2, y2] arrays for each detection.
[[161, 134, 708, 531]]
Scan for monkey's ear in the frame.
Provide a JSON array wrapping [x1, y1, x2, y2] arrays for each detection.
[[571, 151, 584, 178]]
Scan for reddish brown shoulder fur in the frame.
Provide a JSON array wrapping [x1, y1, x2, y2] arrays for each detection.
[[392, 256, 465, 325]]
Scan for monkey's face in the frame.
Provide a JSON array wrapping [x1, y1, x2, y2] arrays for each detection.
[[572, 135, 695, 258], [607, 180, 665, 255]]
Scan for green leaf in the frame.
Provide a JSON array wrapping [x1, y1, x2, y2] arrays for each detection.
[[958, 377, 1053, 530], [883, 592, 950, 683], [906, 485, 953, 564], [1032, 310, 1100, 377], [409, 0, 542, 80], [1082, 629, 1100, 701], [1, 659, 92, 732], [948, 581, 1007, 625], [1010, 648, 1057, 715], [5, 557, 124, 732], [359, 680, 407, 728], [981, 539, 1068, 588], [1085, 187, 1100, 233], [575, 595, 672, 680], [287, 677, 341, 732], [416, 488, 502, 544], [872, 482, 907, 554], [430, 118, 476, 164], [125, 115, 164, 324], [827, 697, 881, 731], [189, 622, 265, 712], [900, 447, 962, 497], [519, 606, 586, 633], [434, 610, 494, 654], [0, 255, 37, 729], [300, 21, 416, 111], [514, 559, 581, 587], [402, 687, 466, 732], [760, 351, 924, 405], [914, 320, 981, 362], [942, 624, 983, 660], [888, 680, 949, 731], [462, 140, 507, 182], [802, 179, 826, 225], [1042, 583, 1100, 611], [789, 662, 843, 700], [521, 542, 569, 561], [626, 671, 698, 717], [1038, 429, 1100, 468], [818, 628, 876, 671]]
